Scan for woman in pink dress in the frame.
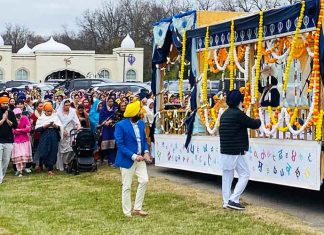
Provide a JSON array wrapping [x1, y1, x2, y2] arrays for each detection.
[[11, 108, 32, 177]]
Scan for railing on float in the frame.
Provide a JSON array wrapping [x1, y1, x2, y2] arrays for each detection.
[[158, 107, 317, 141]]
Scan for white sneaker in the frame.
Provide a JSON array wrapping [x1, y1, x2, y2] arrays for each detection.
[[18, 173, 23, 177], [15, 171, 20, 176], [25, 168, 32, 173]]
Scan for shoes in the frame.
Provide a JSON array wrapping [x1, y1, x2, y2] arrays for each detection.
[[48, 171, 55, 176], [15, 171, 20, 176], [25, 168, 32, 173], [35, 166, 43, 173], [18, 173, 23, 177], [227, 200, 245, 210], [124, 214, 132, 218], [133, 210, 149, 216]]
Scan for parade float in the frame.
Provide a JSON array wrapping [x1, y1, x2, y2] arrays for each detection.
[[151, 0, 324, 190]]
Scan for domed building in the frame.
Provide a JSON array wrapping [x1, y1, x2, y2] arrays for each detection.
[[0, 34, 144, 82]]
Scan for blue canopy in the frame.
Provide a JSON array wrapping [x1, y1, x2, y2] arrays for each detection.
[[187, 0, 319, 48]]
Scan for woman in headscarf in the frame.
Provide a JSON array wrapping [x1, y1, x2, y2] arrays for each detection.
[[114, 101, 127, 123], [35, 102, 62, 176], [99, 97, 117, 165], [89, 99, 103, 133], [76, 104, 90, 128], [57, 99, 80, 171], [9, 98, 16, 111], [82, 98, 91, 113], [143, 99, 154, 161], [11, 108, 32, 177]]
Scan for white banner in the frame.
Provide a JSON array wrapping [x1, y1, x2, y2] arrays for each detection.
[[155, 134, 322, 190]]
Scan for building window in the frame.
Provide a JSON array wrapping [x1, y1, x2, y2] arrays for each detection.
[[0, 69, 3, 81], [126, 69, 136, 81], [16, 69, 28, 80], [99, 70, 110, 79]]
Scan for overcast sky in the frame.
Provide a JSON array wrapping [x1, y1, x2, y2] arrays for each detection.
[[0, 0, 104, 36]]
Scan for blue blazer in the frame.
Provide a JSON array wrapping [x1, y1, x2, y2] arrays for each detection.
[[114, 119, 149, 169]]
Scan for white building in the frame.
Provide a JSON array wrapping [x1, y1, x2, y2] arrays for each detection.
[[0, 34, 144, 83]]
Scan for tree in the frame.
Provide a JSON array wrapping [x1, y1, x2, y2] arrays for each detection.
[[1, 24, 45, 52]]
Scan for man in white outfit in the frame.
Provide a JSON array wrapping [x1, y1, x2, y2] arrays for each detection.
[[114, 100, 150, 217], [219, 90, 261, 210]]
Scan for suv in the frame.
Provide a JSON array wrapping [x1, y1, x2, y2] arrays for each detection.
[[57, 78, 111, 90], [5, 80, 35, 88], [91, 82, 151, 93]]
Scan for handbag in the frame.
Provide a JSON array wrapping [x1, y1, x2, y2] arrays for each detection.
[[101, 140, 116, 150]]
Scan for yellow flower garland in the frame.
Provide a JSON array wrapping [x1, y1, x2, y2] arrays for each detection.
[[179, 31, 187, 102], [283, 0, 306, 94], [202, 26, 209, 104], [268, 106, 300, 132], [254, 11, 263, 100], [316, 110, 324, 141], [229, 20, 235, 91]]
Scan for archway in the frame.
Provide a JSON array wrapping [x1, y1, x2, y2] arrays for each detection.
[[45, 69, 85, 81]]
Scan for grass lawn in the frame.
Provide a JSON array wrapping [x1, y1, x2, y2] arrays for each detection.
[[0, 166, 318, 235]]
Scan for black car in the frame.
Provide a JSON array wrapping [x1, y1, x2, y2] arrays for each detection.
[[0, 83, 6, 91], [54, 78, 111, 90], [5, 80, 35, 89], [91, 82, 151, 93]]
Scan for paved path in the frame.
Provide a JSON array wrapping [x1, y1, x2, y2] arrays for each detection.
[[148, 165, 324, 230]]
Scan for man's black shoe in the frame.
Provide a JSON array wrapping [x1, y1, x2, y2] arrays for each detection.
[[227, 200, 245, 210]]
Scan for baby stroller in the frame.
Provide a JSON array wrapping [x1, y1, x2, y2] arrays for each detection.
[[68, 128, 97, 175]]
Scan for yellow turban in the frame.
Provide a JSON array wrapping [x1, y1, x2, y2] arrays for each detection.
[[124, 101, 141, 118], [43, 102, 53, 111]]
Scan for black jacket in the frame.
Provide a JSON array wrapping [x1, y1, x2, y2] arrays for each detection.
[[0, 108, 18, 143], [258, 83, 280, 107], [219, 107, 261, 155]]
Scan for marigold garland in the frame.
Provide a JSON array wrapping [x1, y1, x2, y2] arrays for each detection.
[[179, 31, 186, 102], [202, 27, 209, 104], [254, 11, 263, 100], [229, 20, 235, 91], [316, 110, 324, 141], [282, 0, 305, 95]]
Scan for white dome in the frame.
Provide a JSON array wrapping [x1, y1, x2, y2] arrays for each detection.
[[32, 36, 71, 52], [17, 42, 32, 54], [0, 35, 4, 46], [121, 34, 135, 48]]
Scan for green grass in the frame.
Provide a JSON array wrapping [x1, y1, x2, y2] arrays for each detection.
[[0, 166, 317, 235]]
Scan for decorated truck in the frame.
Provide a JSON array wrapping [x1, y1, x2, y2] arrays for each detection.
[[151, 0, 324, 190]]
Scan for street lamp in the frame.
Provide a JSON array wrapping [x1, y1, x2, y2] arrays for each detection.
[[116, 52, 135, 82]]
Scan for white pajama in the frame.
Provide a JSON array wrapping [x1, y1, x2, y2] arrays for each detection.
[[0, 143, 13, 184], [120, 161, 149, 216], [221, 154, 250, 207]]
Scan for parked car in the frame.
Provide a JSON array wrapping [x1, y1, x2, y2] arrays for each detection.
[[16, 84, 54, 92], [55, 78, 112, 90], [4, 80, 36, 92], [91, 82, 151, 94], [167, 80, 220, 96], [0, 82, 6, 91]]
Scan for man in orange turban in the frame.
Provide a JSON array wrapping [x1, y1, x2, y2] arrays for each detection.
[[43, 102, 53, 112], [0, 92, 18, 184]]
